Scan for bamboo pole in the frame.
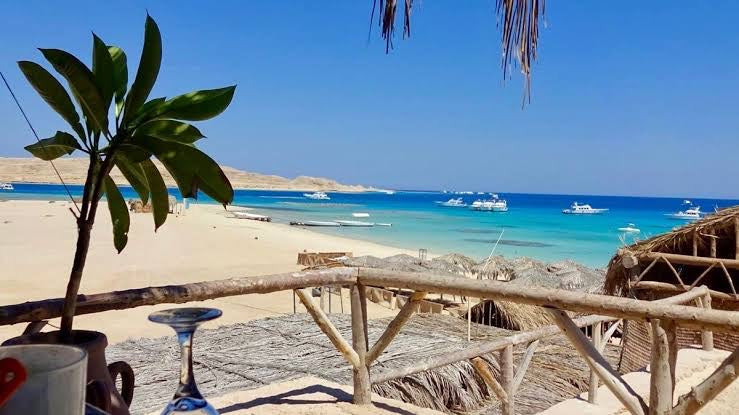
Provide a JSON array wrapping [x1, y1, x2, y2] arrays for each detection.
[[350, 284, 372, 405], [471, 357, 508, 406], [295, 289, 359, 367], [546, 308, 647, 415], [649, 319, 674, 414], [358, 269, 738, 333], [0, 268, 358, 326], [672, 347, 739, 414], [366, 291, 427, 364], [588, 321, 602, 403], [500, 345, 514, 415]]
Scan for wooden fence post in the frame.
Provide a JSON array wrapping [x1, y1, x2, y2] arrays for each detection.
[[500, 344, 514, 415], [649, 319, 674, 414], [350, 284, 372, 405], [702, 294, 714, 351], [588, 321, 602, 403]]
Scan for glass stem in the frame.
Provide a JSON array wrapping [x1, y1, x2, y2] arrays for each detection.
[[174, 329, 203, 400]]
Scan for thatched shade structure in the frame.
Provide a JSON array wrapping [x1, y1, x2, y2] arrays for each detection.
[[604, 206, 739, 372]]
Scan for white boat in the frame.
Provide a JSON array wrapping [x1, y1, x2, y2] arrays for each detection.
[[667, 206, 702, 220], [303, 191, 330, 200], [232, 211, 271, 222], [376, 223, 392, 227], [618, 223, 640, 233], [470, 195, 508, 212], [0, 183, 13, 191], [562, 202, 608, 214], [335, 220, 375, 227], [436, 198, 467, 207], [290, 220, 341, 227], [352, 212, 370, 218]]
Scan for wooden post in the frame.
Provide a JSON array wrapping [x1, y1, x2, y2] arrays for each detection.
[[350, 284, 372, 405], [693, 230, 699, 257], [467, 297, 472, 342], [366, 291, 426, 364], [512, 340, 539, 393], [359, 284, 369, 351], [295, 289, 359, 367], [329, 286, 332, 313], [588, 321, 602, 403], [546, 308, 647, 415], [649, 319, 674, 414], [735, 217, 739, 260], [500, 345, 514, 415], [293, 290, 296, 314], [320, 286, 326, 312], [710, 235, 717, 258], [702, 294, 714, 351], [339, 286, 344, 313], [471, 357, 508, 407]]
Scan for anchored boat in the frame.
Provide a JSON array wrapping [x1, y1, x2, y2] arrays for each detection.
[[335, 220, 374, 227], [470, 194, 508, 212], [618, 223, 640, 233], [562, 202, 608, 215], [303, 191, 330, 200], [435, 198, 467, 207]]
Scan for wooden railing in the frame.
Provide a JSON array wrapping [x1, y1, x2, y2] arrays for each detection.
[[1, 267, 737, 415]]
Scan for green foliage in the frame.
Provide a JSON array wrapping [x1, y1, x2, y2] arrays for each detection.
[[103, 176, 129, 253], [19, 14, 236, 253], [24, 131, 82, 160]]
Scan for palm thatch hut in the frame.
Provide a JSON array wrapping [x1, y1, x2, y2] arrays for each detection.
[[604, 206, 739, 372]]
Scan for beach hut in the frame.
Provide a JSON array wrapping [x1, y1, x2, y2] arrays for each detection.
[[604, 206, 739, 373]]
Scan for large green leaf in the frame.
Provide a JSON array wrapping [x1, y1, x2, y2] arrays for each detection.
[[17, 61, 86, 140], [40, 48, 108, 135], [155, 86, 236, 121], [136, 136, 233, 205], [140, 159, 168, 230], [117, 143, 152, 162], [24, 131, 82, 160], [134, 120, 204, 143], [108, 46, 128, 118], [103, 175, 129, 253], [92, 34, 114, 113], [115, 154, 149, 205], [127, 96, 165, 128], [123, 15, 161, 123]]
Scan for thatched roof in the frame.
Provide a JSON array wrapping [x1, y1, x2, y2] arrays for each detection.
[[605, 206, 739, 296], [109, 313, 617, 415]]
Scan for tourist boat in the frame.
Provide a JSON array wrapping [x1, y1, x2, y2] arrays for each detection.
[[232, 212, 271, 222], [618, 223, 640, 233], [436, 198, 467, 207], [666, 205, 702, 220], [352, 212, 370, 217], [335, 220, 375, 227], [290, 220, 341, 227], [562, 202, 608, 214], [303, 191, 330, 200], [470, 195, 508, 212], [0, 183, 13, 191]]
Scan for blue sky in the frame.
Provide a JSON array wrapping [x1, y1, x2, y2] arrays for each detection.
[[2, 1, 738, 198]]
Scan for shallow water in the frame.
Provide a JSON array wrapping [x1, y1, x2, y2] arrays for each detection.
[[5, 183, 737, 268]]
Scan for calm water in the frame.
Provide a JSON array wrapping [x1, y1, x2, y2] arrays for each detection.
[[5, 183, 738, 268]]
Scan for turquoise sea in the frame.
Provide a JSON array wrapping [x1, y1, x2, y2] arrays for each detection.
[[4, 183, 738, 268]]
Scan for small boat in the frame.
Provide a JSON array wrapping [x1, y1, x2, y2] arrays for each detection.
[[667, 206, 702, 220], [618, 223, 640, 233], [376, 223, 392, 227], [470, 195, 508, 212], [0, 183, 13, 191], [562, 202, 608, 214], [303, 192, 330, 200], [232, 211, 271, 222], [335, 220, 375, 227], [436, 198, 467, 207], [352, 212, 370, 218], [290, 220, 341, 227]]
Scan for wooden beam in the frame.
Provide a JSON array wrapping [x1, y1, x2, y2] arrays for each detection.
[[22, 320, 47, 335], [471, 357, 508, 407], [693, 230, 699, 257], [649, 319, 675, 414], [500, 345, 514, 415], [719, 262, 737, 295], [701, 294, 714, 352], [640, 252, 739, 270], [295, 289, 359, 368], [366, 291, 427, 364], [599, 320, 622, 353], [546, 308, 647, 415], [0, 267, 358, 326], [672, 347, 739, 414], [358, 269, 739, 334], [512, 340, 539, 394], [634, 257, 660, 284], [631, 281, 736, 302], [688, 263, 716, 291], [710, 236, 717, 258], [661, 256, 686, 288], [588, 322, 602, 404], [349, 284, 372, 405]]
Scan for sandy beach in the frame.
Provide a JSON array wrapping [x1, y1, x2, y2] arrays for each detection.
[[0, 199, 413, 343]]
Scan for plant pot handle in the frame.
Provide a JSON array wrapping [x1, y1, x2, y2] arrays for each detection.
[[108, 361, 135, 407], [86, 379, 112, 413]]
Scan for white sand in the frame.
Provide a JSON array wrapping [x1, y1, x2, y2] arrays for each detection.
[[0, 200, 413, 343], [145, 376, 444, 415]]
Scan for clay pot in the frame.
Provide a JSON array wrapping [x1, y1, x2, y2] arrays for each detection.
[[3, 330, 134, 415]]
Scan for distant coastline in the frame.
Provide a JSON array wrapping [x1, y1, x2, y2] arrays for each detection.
[[0, 157, 373, 192]]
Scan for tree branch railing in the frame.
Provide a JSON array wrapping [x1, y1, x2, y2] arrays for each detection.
[[0, 267, 737, 414]]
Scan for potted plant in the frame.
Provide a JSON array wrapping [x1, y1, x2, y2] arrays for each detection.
[[4, 15, 235, 414]]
